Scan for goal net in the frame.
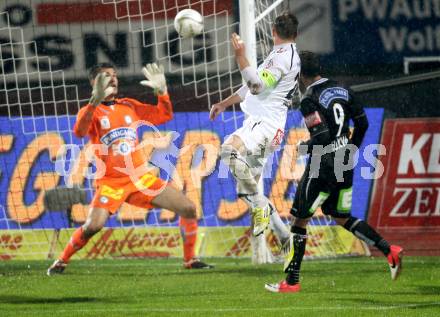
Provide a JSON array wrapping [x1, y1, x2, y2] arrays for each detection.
[[0, 0, 368, 261]]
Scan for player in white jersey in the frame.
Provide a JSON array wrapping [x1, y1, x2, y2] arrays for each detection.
[[210, 13, 301, 247]]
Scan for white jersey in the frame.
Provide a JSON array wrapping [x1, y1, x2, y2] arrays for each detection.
[[240, 42, 300, 127]]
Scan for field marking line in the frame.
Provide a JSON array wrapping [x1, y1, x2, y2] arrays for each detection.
[[10, 302, 440, 314], [67, 257, 433, 268]]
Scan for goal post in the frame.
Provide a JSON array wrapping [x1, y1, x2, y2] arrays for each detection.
[[239, 0, 257, 69], [239, 0, 276, 264]]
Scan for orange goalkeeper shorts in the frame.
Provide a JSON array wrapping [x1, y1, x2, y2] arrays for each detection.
[[91, 173, 167, 214]]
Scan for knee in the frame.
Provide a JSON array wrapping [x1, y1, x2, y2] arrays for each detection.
[[181, 200, 197, 219], [220, 143, 235, 161], [292, 217, 309, 229], [334, 217, 349, 227], [340, 216, 358, 231], [83, 221, 103, 237]]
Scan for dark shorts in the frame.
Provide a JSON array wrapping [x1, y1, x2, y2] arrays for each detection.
[[290, 163, 353, 219]]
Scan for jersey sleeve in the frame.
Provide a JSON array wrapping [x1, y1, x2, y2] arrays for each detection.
[[73, 104, 97, 138], [348, 89, 366, 119], [300, 97, 331, 153], [347, 89, 369, 148], [258, 50, 290, 89], [300, 98, 326, 135], [235, 85, 249, 100], [125, 95, 173, 126]]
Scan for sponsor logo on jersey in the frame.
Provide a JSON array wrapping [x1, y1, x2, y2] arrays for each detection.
[[99, 196, 109, 204], [319, 87, 349, 109], [304, 111, 322, 128], [100, 116, 110, 129], [100, 127, 137, 146], [272, 128, 285, 147], [124, 115, 133, 125], [116, 141, 132, 155], [265, 59, 274, 69], [331, 135, 349, 152]]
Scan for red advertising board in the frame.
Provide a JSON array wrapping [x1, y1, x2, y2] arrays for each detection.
[[37, 0, 233, 24], [369, 118, 440, 254]]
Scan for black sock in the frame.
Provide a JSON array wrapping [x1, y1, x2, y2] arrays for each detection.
[[343, 217, 390, 256], [286, 226, 307, 285]]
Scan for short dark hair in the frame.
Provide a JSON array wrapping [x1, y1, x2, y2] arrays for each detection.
[[299, 51, 321, 78], [88, 62, 115, 81], [273, 12, 299, 40]]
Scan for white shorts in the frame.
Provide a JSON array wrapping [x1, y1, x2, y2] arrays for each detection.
[[228, 117, 285, 168]]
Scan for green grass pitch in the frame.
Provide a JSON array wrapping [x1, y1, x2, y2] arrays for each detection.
[[1, 257, 439, 317]]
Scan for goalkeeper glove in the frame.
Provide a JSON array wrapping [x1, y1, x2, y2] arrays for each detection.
[[89, 72, 114, 107], [140, 63, 167, 95]]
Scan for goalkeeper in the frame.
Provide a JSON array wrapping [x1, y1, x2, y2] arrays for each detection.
[[47, 63, 212, 275], [210, 13, 300, 251]]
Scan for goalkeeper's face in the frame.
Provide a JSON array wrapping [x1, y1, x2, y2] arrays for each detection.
[[103, 67, 118, 99], [92, 67, 118, 100]]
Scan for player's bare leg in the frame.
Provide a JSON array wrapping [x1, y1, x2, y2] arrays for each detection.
[[151, 186, 196, 218], [220, 135, 270, 236], [151, 186, 213, 269], [47, 207, 109, 276], [334, 217, 403, 280]]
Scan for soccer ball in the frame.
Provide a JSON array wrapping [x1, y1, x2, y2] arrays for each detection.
[[174, 9, 203, 38]]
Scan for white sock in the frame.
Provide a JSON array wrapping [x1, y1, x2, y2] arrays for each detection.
[[269, 203, 290, 241], [251, 234, 273, 264]]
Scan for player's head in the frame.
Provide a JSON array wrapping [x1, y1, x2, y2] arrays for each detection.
[[299, 51, 321, 89], [88, 62, 118, 98], [272, 12, 298, 42]]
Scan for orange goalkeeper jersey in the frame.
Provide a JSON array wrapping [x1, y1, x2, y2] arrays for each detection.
[[73, 95, 173, 181]]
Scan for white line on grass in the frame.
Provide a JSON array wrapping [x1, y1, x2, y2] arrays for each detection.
[[71, 257, 431, 268], [13, 302, 440, 314]]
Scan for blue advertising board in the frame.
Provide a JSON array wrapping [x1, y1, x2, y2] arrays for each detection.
[[332, 0, 440, 64], [294, 0, 440, 67], [0, 108, 383, 229]]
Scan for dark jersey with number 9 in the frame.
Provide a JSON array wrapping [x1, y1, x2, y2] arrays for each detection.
[[290, 78, 369, 219], [300, 78, 367, 153]]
